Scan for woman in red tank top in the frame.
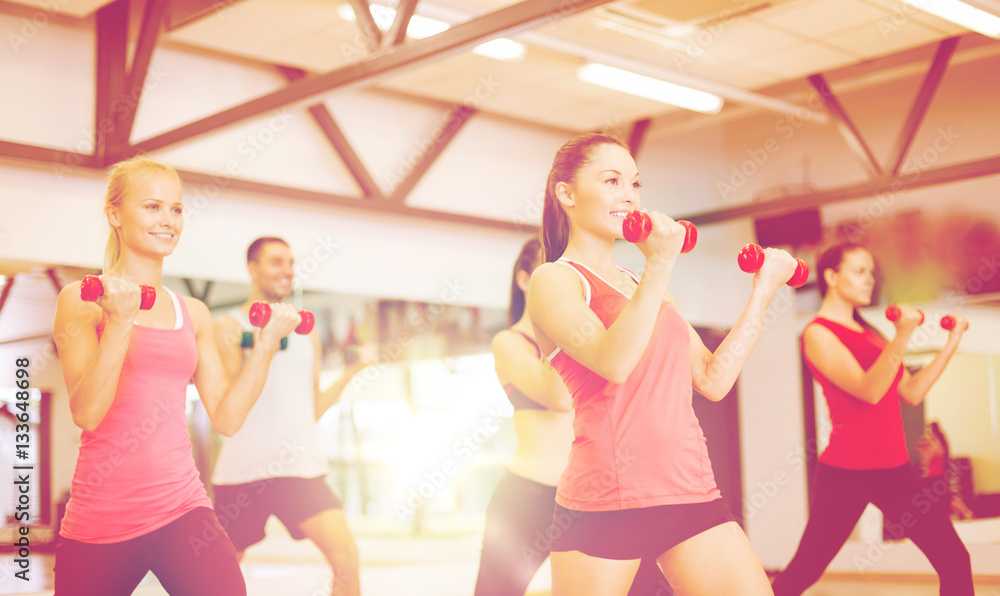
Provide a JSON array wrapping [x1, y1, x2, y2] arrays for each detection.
[[474, 237, 671, 595], [772, 243, 973, 595], [528, 132, 798, 595], [51, 158, 301, 595]]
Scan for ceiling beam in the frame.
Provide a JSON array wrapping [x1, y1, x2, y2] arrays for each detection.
[[182, 278, 214, 302], [0, 140, 99, 169], [165, 0, 251, 31], [887, 37, 959, 177], [627, 118, 652, 159], [45, 268, 63, 294], [346, 0, 383, 52], [758, 33, 997, 100], [279, 67, 384, 200], [174, 168, 532, 232], [0, 275, 14, 319], [124, 0, 617, 156], [808, 73, 883, 179], [109, 0, 168, 157], [387, 105, 476, 204], [95, 0, 129, 166], [387, 0, 419, 47], [682, 154, 1000, 226]]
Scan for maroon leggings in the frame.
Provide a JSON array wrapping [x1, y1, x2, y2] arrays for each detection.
[[54, 507, 246, 596], [772, 463, 972, 596]]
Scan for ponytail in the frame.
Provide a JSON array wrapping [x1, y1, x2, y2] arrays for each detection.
[[508, 237, 543, 325], [541, 132, 628, 263]]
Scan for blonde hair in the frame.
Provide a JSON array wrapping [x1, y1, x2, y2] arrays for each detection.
[[103, 158, 182, 272]]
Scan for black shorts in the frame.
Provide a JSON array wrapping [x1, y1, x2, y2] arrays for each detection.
[[213, 476, 342, 551], [549, 498, 735, 560]]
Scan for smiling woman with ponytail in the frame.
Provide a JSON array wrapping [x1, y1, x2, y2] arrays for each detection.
[[528, 131, 799, 595]]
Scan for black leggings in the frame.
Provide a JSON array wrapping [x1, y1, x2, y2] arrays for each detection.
[[54, 507, 246, 596], [772, 463, 972, 596], [473, 471, 673, 596]]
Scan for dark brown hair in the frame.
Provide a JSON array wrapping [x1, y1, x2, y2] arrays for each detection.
[[247, 237, 288, 264], [816, 242, 881, 337], [508, 237, 543, 326], [541, 132, 628, 262]]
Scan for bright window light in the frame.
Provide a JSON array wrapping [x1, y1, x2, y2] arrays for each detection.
[[473, 38, 527, 62], [407, 14, 450, 38], [901, 0, 1000, 37], [577, 63, 723, 114], [337, 3, 449, 38], [369, 4, 396, 29]]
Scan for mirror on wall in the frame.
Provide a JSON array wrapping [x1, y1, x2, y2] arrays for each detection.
[[0, 261, 514, 545], [800, 208, 1000, 544]]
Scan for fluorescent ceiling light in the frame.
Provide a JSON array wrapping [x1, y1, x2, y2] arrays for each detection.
[[337, 3, 449, 39], [407, 14, 450, 39], [473, 38, 527, 61], [578, 63, 723, 114], [901, 0, 1000, 37]]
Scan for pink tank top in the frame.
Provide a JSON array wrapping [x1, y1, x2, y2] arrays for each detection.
[[548, 259, 720, 511], [60, 292, 212, 543], [803, 317, 909, 470]]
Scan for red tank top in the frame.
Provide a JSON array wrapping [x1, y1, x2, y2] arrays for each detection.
[[803, 317, 909, 470], [548, 259, 720, 511], [60, 292, 212, 543]]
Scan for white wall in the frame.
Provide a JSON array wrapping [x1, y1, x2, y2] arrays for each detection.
[[3, 9, 1000, 577]]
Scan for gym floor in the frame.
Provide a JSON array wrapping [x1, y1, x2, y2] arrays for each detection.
[[4, 528, 1000, 596]]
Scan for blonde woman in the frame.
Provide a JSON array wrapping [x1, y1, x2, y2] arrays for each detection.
[[52, 158, 299, 595]]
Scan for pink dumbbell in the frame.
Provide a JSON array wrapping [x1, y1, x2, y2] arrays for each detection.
[[621, 211, 697, 253], [248, 301, 315, 335], [737, 244, 809, 288], [885, 305, 925, 325], [80, 275, 155, 310]]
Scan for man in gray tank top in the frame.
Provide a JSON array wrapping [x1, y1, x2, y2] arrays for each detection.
[[212, 237, 370, 596]]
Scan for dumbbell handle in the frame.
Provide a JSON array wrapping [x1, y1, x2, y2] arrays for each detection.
[[886, 306, 965, 331], [884, 305, 925, 325], [248, 301, 315, 335], [736, 244, 809, 288], [80, 275, 155, 310], [622, 211, 697, 253]]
